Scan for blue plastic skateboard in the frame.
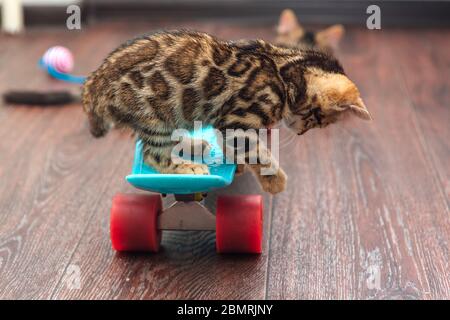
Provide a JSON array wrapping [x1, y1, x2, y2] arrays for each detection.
[[110, 126, 263, 254], [126, 127, 237, 195]]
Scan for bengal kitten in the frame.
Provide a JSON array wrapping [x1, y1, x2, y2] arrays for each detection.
[[275, 9, 345, 52], [82, 30, 371, 194]]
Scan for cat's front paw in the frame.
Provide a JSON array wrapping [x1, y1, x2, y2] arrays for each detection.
[[173, 163, 209, 175], [259, 168, 287, 194]]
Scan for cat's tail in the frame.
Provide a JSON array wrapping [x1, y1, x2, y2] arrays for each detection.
[[82, 78, 111, 138], [3, 90, 80, 106]]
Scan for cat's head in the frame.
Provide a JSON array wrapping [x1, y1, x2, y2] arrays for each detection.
[[275, 9, 345, 52], [281, 52, 371, 135]]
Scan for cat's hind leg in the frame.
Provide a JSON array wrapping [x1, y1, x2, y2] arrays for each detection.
[[82, 79, 112, 138]]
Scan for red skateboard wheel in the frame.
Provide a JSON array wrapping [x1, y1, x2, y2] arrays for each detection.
[[216, 195, 263, 253], [110, 193, 162, 252]]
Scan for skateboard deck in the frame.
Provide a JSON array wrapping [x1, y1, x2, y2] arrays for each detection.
[[126, 126, 237, 194]]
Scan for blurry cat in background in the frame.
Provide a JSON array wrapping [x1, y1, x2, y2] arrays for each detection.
[[275, 9, 345, 53]]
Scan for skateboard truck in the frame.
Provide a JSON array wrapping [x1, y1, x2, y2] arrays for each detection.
[[158, 194, 216, 231]]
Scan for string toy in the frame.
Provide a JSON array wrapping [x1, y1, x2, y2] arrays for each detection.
[[3, 46, 86, 105], [38, 46, 86, 84]]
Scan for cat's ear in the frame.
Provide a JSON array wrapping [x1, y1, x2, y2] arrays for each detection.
[[315, 24, 345, 49], [277, 9, 302, 35], [340, 97, 372, 120], [330, 96, 371, 120]]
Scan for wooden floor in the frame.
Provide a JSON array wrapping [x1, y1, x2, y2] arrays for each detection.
[[0, 21, 449, 300]]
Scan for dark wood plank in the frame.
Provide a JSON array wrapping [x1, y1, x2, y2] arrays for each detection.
[[0, 24, 143, 299], [388, 29, 450, 207], [50, 172, 272, 300], [0, 22, 274, 300], [266, 28, 450, 299], [1, 22, 448, 300]]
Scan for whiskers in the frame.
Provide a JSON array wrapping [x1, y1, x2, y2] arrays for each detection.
[[272, 121, 301, 155], [279, 131, 297, 149]]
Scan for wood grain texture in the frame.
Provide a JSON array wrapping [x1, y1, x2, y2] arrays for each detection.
[[50, 173, 272, 300], [266, 28, 450, 299], [0, 22, 273, 300], [388, 30, 450, 207], [0, 23, 448, 300]]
